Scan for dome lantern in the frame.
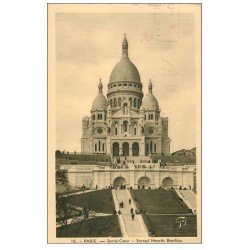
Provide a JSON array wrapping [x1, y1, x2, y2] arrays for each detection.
[[122, 33, 128, 58]]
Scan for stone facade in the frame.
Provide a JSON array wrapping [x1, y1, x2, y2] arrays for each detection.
[[61, 164, 196, 190], [81, 35, 170, 157]]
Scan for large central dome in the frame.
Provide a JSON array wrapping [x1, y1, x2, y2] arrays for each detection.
[[109, 35, 141, 84], [109, 58, 141, 83]]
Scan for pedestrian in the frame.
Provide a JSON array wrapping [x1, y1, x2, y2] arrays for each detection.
[[129, 198, 131, 204], [131, 213, 135, 221], [130, 208, 134, 214]]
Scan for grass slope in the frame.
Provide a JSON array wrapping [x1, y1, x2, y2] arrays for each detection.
[[57, 215, 121, 237], [66, 190, 115, 214], [143, 214, 197, 237], [131, 189, 190, 214]]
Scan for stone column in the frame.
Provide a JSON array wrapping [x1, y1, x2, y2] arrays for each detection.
[[93, 171, 99, 189], [140, 136, 145, 156], [119, 142, 123, 156], [129, 171, 135, 188], [129, 142, 133, 156], [106, 135, 111, 156], [105, 172, 111, 187]]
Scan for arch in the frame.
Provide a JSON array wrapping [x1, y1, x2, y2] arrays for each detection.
[[123, 121, 128, 132], [122, 142, 129, 156], [113, 176, 127, 188], [114, 122, 118, 135], [133, 98, 137, 107], [162, 177, 174, 189], [138, 176, 151, 188], [118, 97, 121, 107], [129, 97, 132, 107], [123, 103, 128, 114], [132, 142, 139, 156], [137, 99, 140, 108], [113, 142, 119, 157]]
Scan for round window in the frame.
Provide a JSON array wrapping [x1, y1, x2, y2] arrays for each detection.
[[148, 127, 154, 134], [97, 128, 103, 134]]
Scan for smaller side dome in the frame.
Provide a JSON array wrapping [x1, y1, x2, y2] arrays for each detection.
[[140, 105, 145, 111], [91, 79, 108, 111], [142, 79, 159, 111], [107, 104, 112, 111]]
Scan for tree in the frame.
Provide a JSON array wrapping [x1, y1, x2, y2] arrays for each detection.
[[56, 169, 68, 185]]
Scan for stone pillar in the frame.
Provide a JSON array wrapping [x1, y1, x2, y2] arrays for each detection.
[[155, 172, 160, 188], [129, 171, 135, 188], [119, 142, 123, 156], [106, 135, 111, 156], [93, 172, 99, 189], [129, 143, 133, 156], [140, 136, 145, 156], [119, 122, 122, 134], [105, 172, 111, 187]]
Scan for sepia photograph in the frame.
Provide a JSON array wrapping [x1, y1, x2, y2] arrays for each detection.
[[48, 3, 201, 243]]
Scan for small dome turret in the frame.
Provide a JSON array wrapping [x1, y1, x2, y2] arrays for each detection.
[[91, 79, 108, 110], [142, 79, 159, 111]]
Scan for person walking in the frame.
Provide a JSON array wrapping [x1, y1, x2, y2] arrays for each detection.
[[131, 213, 135, 221]]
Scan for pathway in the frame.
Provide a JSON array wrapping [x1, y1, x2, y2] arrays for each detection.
[[113, 189, 148, 237]]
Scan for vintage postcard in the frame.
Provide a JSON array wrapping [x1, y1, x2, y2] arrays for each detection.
[[48, 3, 201, 244]]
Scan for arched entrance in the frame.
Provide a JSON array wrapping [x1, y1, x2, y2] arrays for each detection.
[[122, 142, 129, 156], [138, 176, 151, 188], [162, 177, 174, 189], [113, 177, 127, 188], [132, 142, 139, 156], [113, 142, 119, 157]]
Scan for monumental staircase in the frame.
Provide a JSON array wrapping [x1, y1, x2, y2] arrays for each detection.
[[111, 189, 148, 237], [177, 190, 196, 212]]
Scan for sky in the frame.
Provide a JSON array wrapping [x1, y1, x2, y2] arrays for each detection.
[[55, 10, 200, 153]]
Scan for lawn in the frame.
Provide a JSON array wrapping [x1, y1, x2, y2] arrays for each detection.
[[143, 214, 197, 237], [66, 190, 115, 214], [57, 215, 122, 237], [130, 189, 190, 214]]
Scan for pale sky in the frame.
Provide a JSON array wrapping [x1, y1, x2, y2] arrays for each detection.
[[55, 10, 199, 153]]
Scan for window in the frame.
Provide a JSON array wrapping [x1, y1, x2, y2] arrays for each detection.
[[134, 128, 137, 135], [114, 84, 117, 87], [98, 141, 101, 151], [102, 144, 105, 152], [148, 114, 153, 120], [114, 98, 117, 107], [129, 98, 132, 107], [92, 114, 95, 120], [115, 127, 118, 135], [118, 98, 121, 107], [129, 83, 132, 86], [123, 103, 128, 114], [118, 84, 122, 86], [123, 121, 128, 132], [154, 144, 156, 153], [95, 144, 97, 151], [110, 99, 113, 108], [97, 114, 102, 120], [123, 83, 127, 86], [134, 98, 136, 107]]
